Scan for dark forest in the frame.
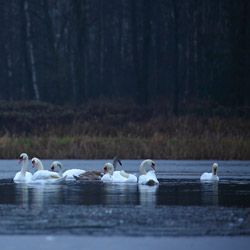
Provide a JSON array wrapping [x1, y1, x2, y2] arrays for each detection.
[[0, 0, 250, 159], [0, 0, 249, 114]]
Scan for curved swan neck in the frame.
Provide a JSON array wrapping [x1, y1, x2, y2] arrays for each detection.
[[140, 160, 148, 175], [36, 159, 44, 170], [107, 163, 114, 175], [113, 156, 121, 171], [56, 162, 63, 176], [21, 157, 28, 175]]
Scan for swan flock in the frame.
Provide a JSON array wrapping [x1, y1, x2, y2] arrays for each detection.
[[14, 153, 159, 185], [14, 153, 220, 185]]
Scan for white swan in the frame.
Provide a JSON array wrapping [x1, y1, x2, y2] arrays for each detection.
[[51, 161, 85, 180], [101, 163, 137, 183], [13, 153, 33, 183], [30, 157, 65, 183], [200, 163, 219, 181], [138, 159, 159, 185], [74, 156, 121, 181]]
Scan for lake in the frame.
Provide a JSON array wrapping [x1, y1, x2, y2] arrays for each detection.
[[0, 159, 250, 247]]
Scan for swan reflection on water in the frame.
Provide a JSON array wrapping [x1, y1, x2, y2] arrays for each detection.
[[14, 182, 63, 209], [103, 183, 138, 205], [200, 182, 219, 206], [15, 183, 29, 208], [138, 185, 158, 206]]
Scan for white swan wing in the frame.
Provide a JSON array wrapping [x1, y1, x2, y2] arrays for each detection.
[[125, 174, 138, 183], [112, 171, 137, 183], [200, 172, 219, 181], [101, 173, 113, 182], [139, 171, 159, 185], [13, 171, 32, 183], [63, 169, 86, 180], [46, 175, 67, 183], [101, 171, 137, 183], [31, 170, 60, 181], [138, 174, 148, 185], [112, 171, 127, 183]]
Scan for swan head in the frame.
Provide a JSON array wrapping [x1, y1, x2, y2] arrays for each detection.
[[104, 163, 114, 175], [140, 159, 156, 175], [145, 159, 156, 170], [31, 157, 44, 170], [51, 161, 63, 172], [212, 163, 218, 175], [31, 157, 39, 168], [19, 153, 28, 164]]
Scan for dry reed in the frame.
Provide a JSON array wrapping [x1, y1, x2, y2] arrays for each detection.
[[0, 101, 250, 159]]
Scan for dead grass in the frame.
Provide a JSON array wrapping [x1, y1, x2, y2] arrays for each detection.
[[0, 101, 250, 159]]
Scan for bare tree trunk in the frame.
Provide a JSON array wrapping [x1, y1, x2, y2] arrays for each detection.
[[24, 0, 40, 101], [7, 53, 13, 100], [130, 0, 139, 100], [140, 0, 152, 105], [98, 0, 104, 96], [173, 0, 179, 115]]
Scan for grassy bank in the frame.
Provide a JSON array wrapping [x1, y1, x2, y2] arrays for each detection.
[[0, 101, 250, 159], [0, 134, 249, 160]]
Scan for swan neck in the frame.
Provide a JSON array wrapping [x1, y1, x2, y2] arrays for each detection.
[[37, 160, 44, 170], [113, 159, 117, 171], [140, 162, 147, 175], [113, 157, 120, 171], [109, 165, 114, 175], [58, 163, 63, 176], [21, 158, 28, 175]]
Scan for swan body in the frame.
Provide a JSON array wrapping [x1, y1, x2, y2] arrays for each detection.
[[74, 171, 103, 181], [101, 163, 137, 183], [31, 158, 65, 183], [200, 163, 219, 181], [63, 169, 86, 180], [74, 156, 122, 181], [51, 161, 85, 180], [138, 159, 159, 185], [13, 153, 33, 183]]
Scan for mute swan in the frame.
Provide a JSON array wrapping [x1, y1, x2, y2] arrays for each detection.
[[31, 157, 65, 183], [200, 163, 219, 181], [101, 162, 137, 183], [13, 153, 33, 183], [74, 156, 122, 181], [51, 161, 85, 180], [138, 159, 159, 185]]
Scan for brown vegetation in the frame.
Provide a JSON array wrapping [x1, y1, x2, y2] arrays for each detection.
[[0, 101, 250, 159]]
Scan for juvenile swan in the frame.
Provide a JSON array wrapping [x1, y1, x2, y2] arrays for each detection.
[[74, 156, 122, 181]]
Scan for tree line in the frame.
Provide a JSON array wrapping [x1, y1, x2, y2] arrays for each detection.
[[0, 0, 249, 115]]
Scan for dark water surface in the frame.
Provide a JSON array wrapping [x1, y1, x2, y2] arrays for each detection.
[[0, 159, 250, 236]]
